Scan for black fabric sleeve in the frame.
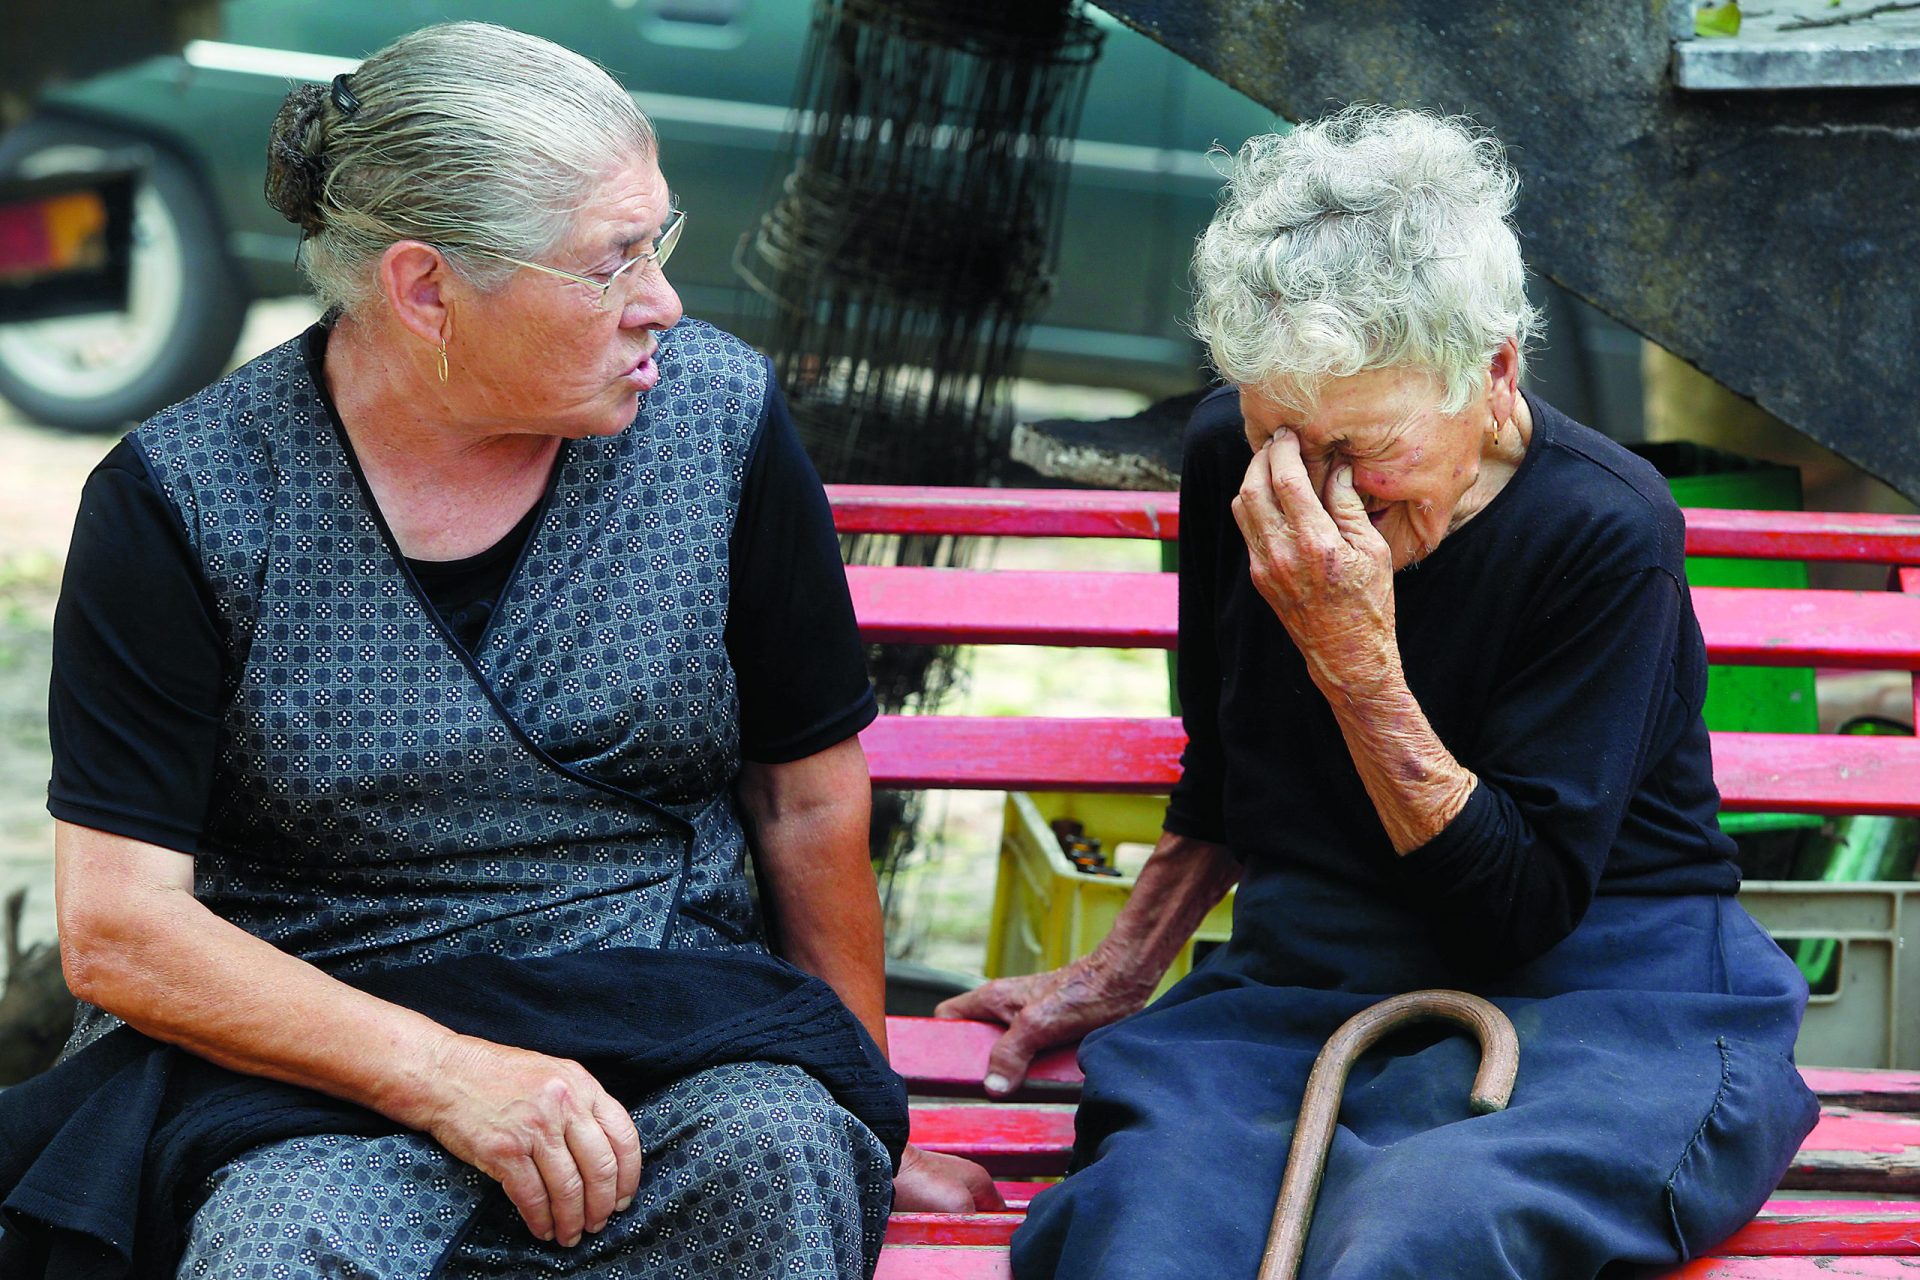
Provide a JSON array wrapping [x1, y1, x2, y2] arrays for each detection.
[[46, 441, 225, 854], [1162, 403, 1232, 844], [726, 371, 878, 764], [1390, 564, 1689, 969]]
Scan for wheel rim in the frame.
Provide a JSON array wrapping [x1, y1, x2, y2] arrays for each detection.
[[0, 143, 189, 404]]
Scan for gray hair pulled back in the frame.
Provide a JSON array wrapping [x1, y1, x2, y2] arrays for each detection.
[[263, 22, 656, 315], [1191, 104, 1539, 414]]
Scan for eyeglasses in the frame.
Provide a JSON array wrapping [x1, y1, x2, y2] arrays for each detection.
[[475, 207, 686, 310]]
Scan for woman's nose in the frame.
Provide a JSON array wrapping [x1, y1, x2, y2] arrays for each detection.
[[621, 269, 682, 332]]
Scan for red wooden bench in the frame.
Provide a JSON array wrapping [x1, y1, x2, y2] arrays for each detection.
[[829, 485, 1920, 1277]]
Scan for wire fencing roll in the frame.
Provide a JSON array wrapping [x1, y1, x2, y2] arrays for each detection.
[[739, 0, 1101, 922]]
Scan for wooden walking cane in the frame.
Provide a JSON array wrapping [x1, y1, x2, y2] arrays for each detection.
[[1256, 990, 1521, 1280]]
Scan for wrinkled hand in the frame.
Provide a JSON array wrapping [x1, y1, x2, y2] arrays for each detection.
[[1231, 432, 1396, 686], [423, 1036, 643, 1248], [892, 1143, 1006, 1212], [934, 956, 1151, 1097]]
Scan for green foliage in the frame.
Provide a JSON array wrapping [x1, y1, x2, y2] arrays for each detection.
[[1696, 0, 1744, 35]]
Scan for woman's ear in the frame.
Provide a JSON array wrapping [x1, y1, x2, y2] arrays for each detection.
[[377, 241, 453, 348], [1485, 337, 1522, 424]]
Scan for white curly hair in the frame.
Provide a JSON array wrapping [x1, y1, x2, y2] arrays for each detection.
[[1191, 104, 1540, 414]]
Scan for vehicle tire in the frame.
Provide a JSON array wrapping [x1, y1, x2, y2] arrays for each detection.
[[0, 118, 248, 433]]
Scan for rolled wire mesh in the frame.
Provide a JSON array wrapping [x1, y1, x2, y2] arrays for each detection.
[[739, 0, 1100, 935]]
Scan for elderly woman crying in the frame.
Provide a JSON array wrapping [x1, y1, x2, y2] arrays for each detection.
[[0, 21, 994, 1280], [943, 105, 1820, 1279]]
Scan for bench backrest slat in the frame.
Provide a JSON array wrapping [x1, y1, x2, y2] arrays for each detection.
[[848, 567, 1920, 669], [829, 486, 1920, 565], [860, 716, 1920, 817], [829, 485, 1180, 541]]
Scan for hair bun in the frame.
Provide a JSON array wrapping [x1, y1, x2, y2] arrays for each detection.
[[265, 82, 331, 235]]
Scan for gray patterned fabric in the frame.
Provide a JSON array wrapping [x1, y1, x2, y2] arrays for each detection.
[[85, 321, 891, 1277], [177, 1062, 892, 1280], [130, 319, 764, 973]]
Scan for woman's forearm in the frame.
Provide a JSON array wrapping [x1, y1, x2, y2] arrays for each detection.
[[1311, 652, 1478, 855], [55, 822, 463, 1129], [737, 739, 889, 1051], [1092, 830, 1241, 993], [751, 805, 888, 1049]]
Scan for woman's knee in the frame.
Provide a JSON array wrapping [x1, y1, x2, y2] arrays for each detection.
[[637, 1061, 890, 1274], [650, 1062, 866, 1178]]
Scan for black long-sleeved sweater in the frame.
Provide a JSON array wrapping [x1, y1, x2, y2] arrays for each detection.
[[1163, 388, 1741, 971]]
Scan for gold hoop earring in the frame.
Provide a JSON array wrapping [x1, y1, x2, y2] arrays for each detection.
[[436, 342, 449, 385]]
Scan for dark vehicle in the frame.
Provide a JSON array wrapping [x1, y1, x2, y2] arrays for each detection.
[[0, 170, 135, 323], [0, 2, 1276, 431]]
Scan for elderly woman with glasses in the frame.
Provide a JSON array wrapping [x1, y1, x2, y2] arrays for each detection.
[[1, 22, 996, 1280], [942, 106, 1820, 1279]]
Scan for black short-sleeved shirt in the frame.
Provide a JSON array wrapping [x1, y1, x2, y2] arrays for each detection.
[[47, 324, 876, 855], [1163, 386, 1742, 971]]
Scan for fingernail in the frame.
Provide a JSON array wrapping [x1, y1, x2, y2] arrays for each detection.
[[615, 1197, 633, 1213], [563, 1234, 581, 1249], [984, 1073, 1011, 1096]]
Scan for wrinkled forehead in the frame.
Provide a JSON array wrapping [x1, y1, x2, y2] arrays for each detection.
[[561, 155, 674, 256], [1244, 366, 1450, 442]]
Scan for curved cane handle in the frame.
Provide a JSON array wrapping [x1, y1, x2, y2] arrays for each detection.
[[1256, 989, 1520, 1280]]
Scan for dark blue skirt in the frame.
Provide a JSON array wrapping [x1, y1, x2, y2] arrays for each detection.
[[1011, 868, 1819, 1280]]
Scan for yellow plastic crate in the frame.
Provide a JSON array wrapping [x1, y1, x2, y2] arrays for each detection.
[[987, 792, 1236, 999]]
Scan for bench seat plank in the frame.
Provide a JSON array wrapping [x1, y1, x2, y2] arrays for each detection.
[[827, 485, 1920, 565], [1661, 1259, 1920, 1276], [909, 1104, 1076, 1178], [884, 1202, 1920, 1252], [909, 1102, 1920, 1191], [873, 1247, 1011, 1280], [1791, 1110, 1920, 1193], [872, 1247, 1920, 1278], [886, 1019, 1920, 1111], [888, 1017, 1082, 1099], [848, 568, 1920, 671], [1802, 1070, 1920, 1113], [1724, 1203, 1920, 1256]]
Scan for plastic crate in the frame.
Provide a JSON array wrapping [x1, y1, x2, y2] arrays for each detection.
[[1739, 879, 1920, 1070], [987, 792, 1234, 999]]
